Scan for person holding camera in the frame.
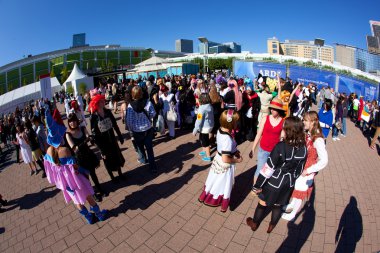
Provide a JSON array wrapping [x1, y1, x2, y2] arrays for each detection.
[[65, 113, 105, 201]]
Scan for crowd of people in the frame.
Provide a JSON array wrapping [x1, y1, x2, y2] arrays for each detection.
[[0, 71, 379, 233]]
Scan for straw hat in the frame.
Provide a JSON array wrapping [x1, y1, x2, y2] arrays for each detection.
[[268, 97, 285, 111]]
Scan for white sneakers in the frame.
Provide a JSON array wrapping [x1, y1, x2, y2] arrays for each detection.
[[332, 137, 341, 141], [281, 212, 296, 221]]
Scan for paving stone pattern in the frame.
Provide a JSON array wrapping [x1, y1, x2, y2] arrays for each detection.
[[0, 104, 379, 253]]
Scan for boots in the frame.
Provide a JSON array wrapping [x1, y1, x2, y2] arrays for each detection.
[[79, 207, 95, 224], [90, 205, 108, 221]]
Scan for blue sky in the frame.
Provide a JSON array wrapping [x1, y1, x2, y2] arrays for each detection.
[[0, 0, 379, 66]]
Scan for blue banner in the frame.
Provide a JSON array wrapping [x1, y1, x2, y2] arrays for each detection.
[[234, 61, 286, 80], [338, 75, 378, 101], [288, 66, 336, 90]]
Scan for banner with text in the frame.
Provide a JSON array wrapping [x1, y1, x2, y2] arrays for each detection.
[[338, 75, 378, 101], [39, 74, 52, 100], [288, 66, 336, 90]]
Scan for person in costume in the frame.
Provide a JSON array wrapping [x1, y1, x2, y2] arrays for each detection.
[[249, 97, 286, 184], [198, 109, 243, 212], [43, 105, 107, 224], [246, 117, 307, 233], [282, 111, 328, 221], [65, 113, 105, 201], [89, 94, 126, 182], [70, 100, 87, 127], [242, 81, 261, 141], [193, 93, 214, 162], [318, 99, 334, 142], [257, 84, 273, 125], [15, 123, 39, 175], [159, 83, 177, 139]]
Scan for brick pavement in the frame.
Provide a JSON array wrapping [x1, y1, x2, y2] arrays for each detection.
[[0, 106, 379, 253]]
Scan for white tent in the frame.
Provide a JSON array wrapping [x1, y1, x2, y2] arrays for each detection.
[[0, 77, 62, 114], [64, 63, 94, 96], [131, 56, 168, 73]]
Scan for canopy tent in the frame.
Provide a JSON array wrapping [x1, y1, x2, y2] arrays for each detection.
[[126, 56, 199, 79], [0, 77, 62, 114], [63, 63, 94, 96]]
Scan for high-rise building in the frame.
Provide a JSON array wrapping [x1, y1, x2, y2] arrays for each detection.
[[267, 37, 334, 63], [335, 43, 380, 74], [367, 21, 380, 54], [199, 40, 241, 54], [72, 33, 87, 48], [175, 39, 193, 53]]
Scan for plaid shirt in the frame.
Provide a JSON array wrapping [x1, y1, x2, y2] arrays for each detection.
[[126, 101, 156, 132]]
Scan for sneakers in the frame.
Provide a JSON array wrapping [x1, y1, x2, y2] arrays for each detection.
[[199, 151, 206, 156], [202, 156, 212, 162], [340, 134, 346, 137], [332, 137, 340, 141], [281, 212, 296, 221], [30, 170, 35, 176]]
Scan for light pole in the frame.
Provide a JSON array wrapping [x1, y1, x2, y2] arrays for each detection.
[[198, 37, 209, 74]]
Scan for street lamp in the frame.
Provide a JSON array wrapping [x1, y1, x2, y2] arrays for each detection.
[[198, 37, 209, 73]]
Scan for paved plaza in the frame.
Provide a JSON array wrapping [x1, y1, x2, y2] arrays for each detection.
[[0, 107, 380, 253]]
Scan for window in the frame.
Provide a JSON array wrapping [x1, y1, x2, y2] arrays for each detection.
[[273, 49, 278, 53]]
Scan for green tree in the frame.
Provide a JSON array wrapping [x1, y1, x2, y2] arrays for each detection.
[[61, 66, 68, 83], [66, 84, 74, 94], [50, 67, 55, 78], [78, 82, 87, 95]]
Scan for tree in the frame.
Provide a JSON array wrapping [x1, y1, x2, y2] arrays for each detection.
[[66, 84, 74, 94], [78, 82, 87, 95], [50, 67, 55, 78], [61, 66, 68, 84]]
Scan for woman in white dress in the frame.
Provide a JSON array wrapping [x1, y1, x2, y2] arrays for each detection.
[[198, 109, 243, 212], [15, 124, 38, 175], [159, 82, 177, 139]]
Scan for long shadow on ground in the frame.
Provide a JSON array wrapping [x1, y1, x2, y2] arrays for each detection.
[[110, 164, 208, 217], [98, 140, 199, 196], [1, 186, 60, 212], [335, 196, 363, 253], [0, 146, 16, 172], [276, 185, 316, 253], [229, 165, 256, 211]]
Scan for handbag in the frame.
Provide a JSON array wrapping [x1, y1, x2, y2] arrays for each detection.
[[166, 108, 177, 122], [335, 121, 342, 130]]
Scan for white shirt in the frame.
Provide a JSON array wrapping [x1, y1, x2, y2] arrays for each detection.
[[306, 137, 328, 174]]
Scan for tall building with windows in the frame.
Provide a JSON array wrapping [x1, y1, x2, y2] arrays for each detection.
[[72, 33, 88, 48], [366, 20, 380, 54], [335, 44, 380, 75], [199, 40, 241, 54], [175, 39, 193, 53], [267, 37, 334, 63]]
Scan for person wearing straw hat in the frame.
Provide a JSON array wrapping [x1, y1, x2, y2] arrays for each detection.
[[249, 97, 286, 184]]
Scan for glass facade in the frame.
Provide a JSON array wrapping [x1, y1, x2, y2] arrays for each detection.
[[355, 48, 380, 73], [0, 47, 150, 93]]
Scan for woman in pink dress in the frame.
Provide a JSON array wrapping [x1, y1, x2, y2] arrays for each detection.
[[43, 106, 107, 224]]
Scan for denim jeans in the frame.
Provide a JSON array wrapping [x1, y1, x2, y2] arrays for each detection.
[[133, 128, 157, 171], [255, 146, 271, 177], [342, 118, 347, 135]]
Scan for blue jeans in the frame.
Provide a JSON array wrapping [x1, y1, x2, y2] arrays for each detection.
[[133, 128, 157, 171], [342, 118, 346, 135], [255, 146, 271, 177]]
